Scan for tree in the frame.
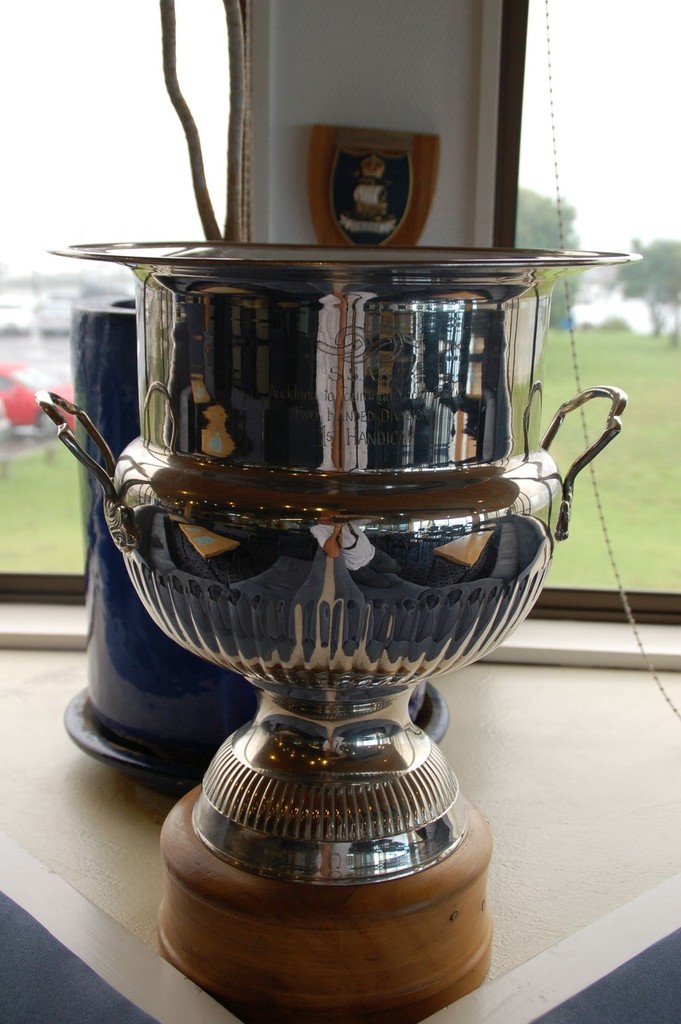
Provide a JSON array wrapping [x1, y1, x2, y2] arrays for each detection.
[[515, 188, 580, 252], [515, 188, 580, 327], [617, 238, 681, 346]]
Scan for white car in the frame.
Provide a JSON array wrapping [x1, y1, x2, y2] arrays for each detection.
[[0, 295, 34, 335], [34, 295, 73, 336]]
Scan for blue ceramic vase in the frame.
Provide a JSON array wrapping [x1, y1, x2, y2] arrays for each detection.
[[65, 297, 257, 792]]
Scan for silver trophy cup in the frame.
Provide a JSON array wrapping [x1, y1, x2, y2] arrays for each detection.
[[39, 243, 634, 1020]]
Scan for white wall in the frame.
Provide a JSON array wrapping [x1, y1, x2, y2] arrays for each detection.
[[250, 0, 502, 246]]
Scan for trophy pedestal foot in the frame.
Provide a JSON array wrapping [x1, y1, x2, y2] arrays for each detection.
[[158, 788, 493, 1024]]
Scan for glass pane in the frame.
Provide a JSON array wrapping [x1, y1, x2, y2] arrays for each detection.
[[518, 0, 681, 592], [0, 0, 228, 574]]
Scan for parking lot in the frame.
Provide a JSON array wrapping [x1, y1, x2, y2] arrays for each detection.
[[0, 328, 72, 459]]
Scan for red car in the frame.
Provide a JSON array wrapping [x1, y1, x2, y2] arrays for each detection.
[[0, 362, 75, 432]]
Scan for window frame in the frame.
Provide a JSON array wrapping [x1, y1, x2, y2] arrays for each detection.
[[0, 0, 677, 626]]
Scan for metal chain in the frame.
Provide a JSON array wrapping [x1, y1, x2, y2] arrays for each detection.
[[543, 0, 680, 722]]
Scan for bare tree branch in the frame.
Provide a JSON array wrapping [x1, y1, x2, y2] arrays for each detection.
[[159, 0, 221, 241], [223, 0, 246, 241], [239, 0, 252, 241]]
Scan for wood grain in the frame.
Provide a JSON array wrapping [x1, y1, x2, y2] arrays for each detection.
[[158, 789, 492, 1024]]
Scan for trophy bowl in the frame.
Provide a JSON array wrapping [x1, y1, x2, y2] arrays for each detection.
[[38, 243, 634, 1023]]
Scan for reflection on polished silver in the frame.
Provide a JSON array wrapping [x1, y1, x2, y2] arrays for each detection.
[[192, 692, 467, 882], [39, 243, 636, 883]]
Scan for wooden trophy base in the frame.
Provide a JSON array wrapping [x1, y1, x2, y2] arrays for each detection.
[[158, 788, 493, 1024]]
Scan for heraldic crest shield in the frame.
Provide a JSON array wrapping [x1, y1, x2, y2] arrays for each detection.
[[308, 125, 439, 246]]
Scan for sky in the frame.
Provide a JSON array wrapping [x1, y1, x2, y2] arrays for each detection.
[[0, 0, 678, 276], [0, 0, 229, 274], [519, 0, 681, 254]]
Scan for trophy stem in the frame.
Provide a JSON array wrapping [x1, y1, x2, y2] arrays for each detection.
[[159, 787, 493, 1024], [192, 687, 468, 882]]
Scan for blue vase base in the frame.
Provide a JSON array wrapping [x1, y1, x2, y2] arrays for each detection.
[[64, 692, 210, 795]]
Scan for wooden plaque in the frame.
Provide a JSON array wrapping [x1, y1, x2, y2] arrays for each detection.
[[308, 124, 439, 246]]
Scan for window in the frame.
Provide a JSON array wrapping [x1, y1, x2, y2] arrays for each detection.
[[1, 0, 676, 622], [0, 0, 229, 581], [515, 0, 680, 611]]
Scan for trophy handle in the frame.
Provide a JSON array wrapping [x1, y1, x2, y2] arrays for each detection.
[[541, 385, 628, 542], [34, 390, 137, 550]]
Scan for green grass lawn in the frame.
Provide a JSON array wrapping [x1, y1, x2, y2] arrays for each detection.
[[540, 328, 680, 590], [0, 443, 85, 573], [0, 327, 678, 590]]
